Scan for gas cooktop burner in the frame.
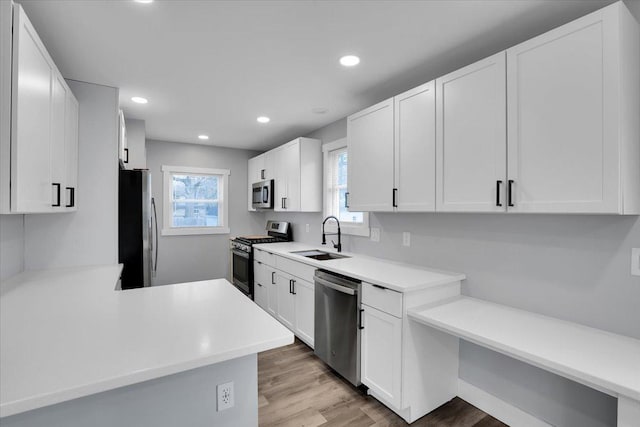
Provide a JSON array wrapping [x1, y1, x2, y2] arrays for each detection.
[[234, 236, 288, 245]]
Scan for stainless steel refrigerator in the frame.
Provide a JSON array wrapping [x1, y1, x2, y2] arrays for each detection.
[[118, 169, 158, 289]]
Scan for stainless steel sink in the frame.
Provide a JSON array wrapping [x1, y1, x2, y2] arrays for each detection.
[[290, 250, 350, 261]]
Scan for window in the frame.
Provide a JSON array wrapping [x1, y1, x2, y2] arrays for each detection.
[[323, 138, 369, 237], [161, 165, 230, 235]]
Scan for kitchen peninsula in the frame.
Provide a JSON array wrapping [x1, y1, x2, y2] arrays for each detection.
[[0, 265, 293, 427]]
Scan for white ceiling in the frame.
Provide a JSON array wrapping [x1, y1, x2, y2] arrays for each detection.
[[19, 0, 614, 151]]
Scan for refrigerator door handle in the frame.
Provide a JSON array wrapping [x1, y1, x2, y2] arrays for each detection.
[[151, 197, 159, 276]]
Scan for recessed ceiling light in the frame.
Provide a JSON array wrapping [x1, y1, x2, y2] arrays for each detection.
[[134, 0, 154, 3], [198, 135, 209, 140], [131, 96, 148, 104], [257, 116, 270, 124], [339, 55, 360, 67]]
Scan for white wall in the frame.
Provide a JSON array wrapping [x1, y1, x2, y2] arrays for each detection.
[[0, 215, 25, 281], [263, 114, 640, 426], [146, 140, 262, 286], [23, 80, 119, 270]]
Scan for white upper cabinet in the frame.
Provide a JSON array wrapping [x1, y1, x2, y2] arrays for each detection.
[[121, 119, 146, 171], [506, 3, 639, 214], [1, 4, 79, 214], [394, 81, 436, 212], [118, 110, 128, 167], [64, 93, 79, 211], [10, 4, 54, 213], [250, 137, 321, 212], [436, 52, 507, 212], [348, 98, 395, 212], [348, 86, 437, 213]]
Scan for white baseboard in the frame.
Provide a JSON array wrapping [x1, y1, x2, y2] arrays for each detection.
[[458, 380, 552, 427]]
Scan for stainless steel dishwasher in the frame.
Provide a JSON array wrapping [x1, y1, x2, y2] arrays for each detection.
[[314, 269, 362, 386]]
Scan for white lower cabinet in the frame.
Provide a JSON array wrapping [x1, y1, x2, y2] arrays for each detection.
[[360, 281, 461, 424], [253, 261, 268, 310], [361, 304, 402, 408], [275, 270, 295, 330], [293, 278, 314, 347], [252, 251, 315, 348]]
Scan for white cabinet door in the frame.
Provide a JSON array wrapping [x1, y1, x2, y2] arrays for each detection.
[[276, 270, 295, 329], [50, 73, 67, 210], [64, 92, 78, 211], [506, 8, 619, 213], [361, 304, 402, 408], [348, 98, 395, 212], [293, 278, 314, 347], [394, 81, 436, 212], [436, 52, 507, 212], [11, 4, 53, 213], [118, 109, 128, 167], [274, 142, 300, 211], [253, 261, 268, 311], [247, 155, 261, 211], [266, 267, 278, 317]]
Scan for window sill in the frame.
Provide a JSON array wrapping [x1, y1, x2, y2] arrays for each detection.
[[161, 227, 230, 236]]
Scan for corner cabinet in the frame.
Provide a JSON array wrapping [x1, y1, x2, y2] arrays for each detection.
[[248, 137, 321, 212], [348, 81, 436, 212], [0, 3, 79, 214]]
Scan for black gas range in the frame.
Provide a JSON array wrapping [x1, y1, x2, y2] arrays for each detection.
[[230, 221, 292, 298]]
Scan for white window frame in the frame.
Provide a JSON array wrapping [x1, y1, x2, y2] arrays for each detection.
[[323, 138, 369, 237], [161, 165, 230, 236]]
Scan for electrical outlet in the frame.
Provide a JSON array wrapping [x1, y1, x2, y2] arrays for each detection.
[[402, 232, 411, 247], [632, 248, 640, 277], [371, 227, 380, 242], [305, 223, 310, 233], [217, 381, 234, 411]]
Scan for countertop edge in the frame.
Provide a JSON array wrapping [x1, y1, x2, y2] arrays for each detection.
[[253, 242, 466, 292], [0, 333, 293, 418]]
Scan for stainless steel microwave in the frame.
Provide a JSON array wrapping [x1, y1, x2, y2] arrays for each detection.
[[252, 180, 274, 209]]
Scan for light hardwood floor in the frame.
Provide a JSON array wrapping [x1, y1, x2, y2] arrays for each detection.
[[258, 339, 507, 427]]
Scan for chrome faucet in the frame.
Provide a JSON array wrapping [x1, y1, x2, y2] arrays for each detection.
[[322, 216, 342, 253]]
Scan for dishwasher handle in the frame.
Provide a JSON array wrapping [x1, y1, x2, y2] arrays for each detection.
[[314, 275, 356, 295]]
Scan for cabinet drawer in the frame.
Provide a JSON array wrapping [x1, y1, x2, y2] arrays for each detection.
[[362, 283, 403, 318], [254, 248, 276, 266], [276, 256, 316, 283]]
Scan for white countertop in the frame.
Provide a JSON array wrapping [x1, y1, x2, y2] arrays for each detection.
[[408, 297, 640, 400], [253, 242, 465, 292], [0, 265, 293, 418]]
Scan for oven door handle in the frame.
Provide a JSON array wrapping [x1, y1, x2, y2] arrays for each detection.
[[232, 249, 250, 259]]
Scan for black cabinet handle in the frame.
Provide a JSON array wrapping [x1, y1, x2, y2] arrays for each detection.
[[291, 279, 296, 295], [496, 180, 503, 207], [289, 279, 292, 294], [124, 148, 129, 164], [65, 187, 75, 208], [392, 188, 398, 208], [52, 183, 61, 207], [345, 192, 349, 209], [283, 197, 287, 209], [271, 271, 276, 284], [508, 180, 514, 207], [257, 282, 262, 287], [358, 308, 364, 330], [261, 169, 265, 180]]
